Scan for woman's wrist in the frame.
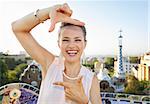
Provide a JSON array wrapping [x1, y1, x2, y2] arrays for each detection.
[[34, 7, 51, 23]]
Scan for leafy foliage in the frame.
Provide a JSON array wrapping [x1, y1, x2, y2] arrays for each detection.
[[129, 56, 139, 63], [0, 59, 9, 86], [0, 57, 28, 87], [104, 57, 114, 70], [125, 75, 149, 95], [7, 63, 28, 83]]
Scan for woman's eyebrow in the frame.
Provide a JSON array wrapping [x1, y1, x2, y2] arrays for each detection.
[[62, 37, 81, 39], [63, 37, 70, 39], [74, 37, 81, 39]]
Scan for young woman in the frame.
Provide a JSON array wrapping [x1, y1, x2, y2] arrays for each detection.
[[12, 3, 102, 104]]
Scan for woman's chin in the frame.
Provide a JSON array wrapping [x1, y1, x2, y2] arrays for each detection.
[[65, 56, 80, 63]]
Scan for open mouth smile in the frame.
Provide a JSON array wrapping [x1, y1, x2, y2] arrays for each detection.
[[66, 50, 78, 57]]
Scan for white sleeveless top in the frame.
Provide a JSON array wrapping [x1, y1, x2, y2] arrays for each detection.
[[37, 57, 94, 104]]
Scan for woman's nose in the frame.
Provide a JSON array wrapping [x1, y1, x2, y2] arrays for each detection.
[[67, 41, 76, 48]]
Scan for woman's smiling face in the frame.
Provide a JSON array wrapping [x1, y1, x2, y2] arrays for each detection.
[[58, 26, 86, 63]]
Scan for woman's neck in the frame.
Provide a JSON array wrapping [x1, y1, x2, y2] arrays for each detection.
[[64, 61, 81, 77]]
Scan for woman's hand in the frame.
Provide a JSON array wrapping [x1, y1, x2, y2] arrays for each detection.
[[53, 76, 89, 104], [49, 3, 85, 32]]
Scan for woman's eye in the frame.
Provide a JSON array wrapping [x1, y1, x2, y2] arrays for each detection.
[[75, 39, 81, 42], [62, 40, 69, 41]]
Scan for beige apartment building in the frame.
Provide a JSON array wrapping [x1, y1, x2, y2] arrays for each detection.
[[137, 52, 150, 81]]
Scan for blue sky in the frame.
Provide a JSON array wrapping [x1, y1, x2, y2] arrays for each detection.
[[0, 0, 149, 56]]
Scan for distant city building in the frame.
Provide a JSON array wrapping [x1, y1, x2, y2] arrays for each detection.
[[125, 62, 138, 75], [0, 52, 33, 65], [114, 30, 125, 79], [112, 30, 125, 92], [137, 52, 150, 81], [97, 30, 128, 92], [131, 66, 138, 79], [0, 52, 26, 61], [114, 57, 139, 75], [19, 51, 29, 57]]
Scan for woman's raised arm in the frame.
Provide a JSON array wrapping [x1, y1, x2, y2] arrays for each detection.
[[11, 3, 84, 78], [11, 6, 54, 78]]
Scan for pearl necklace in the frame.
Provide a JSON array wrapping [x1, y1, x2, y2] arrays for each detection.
[[63, 72, 80, 80]]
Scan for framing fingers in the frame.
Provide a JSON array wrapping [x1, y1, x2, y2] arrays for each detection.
[[64, 17, 85, 26], [56, 6, 72, 16], [53, 82, 71, 89]]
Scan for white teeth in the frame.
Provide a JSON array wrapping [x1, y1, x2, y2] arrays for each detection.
[[67, 50, 77, 54], [67, 50, 78, 56]]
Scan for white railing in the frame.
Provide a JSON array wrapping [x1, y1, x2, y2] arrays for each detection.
[[0, 83, 149, 104], [101, 92, 150, 104]]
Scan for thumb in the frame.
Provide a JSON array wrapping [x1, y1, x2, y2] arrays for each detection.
[[49, 20, 56, 32]]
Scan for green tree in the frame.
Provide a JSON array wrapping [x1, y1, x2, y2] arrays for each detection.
[[0, 60, 9, 86], [8, 63, 27, 83], [104, 57, 114, 70], [125, 75, 142, 94], [138, 81, 150, 95], [8, 70, 18, 82], [15, 63, 27, 78], [5, 58, 16, 69], [108, 68, 114, 77], [15, 59, 26, 65], [129, 56, 139, 63]]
